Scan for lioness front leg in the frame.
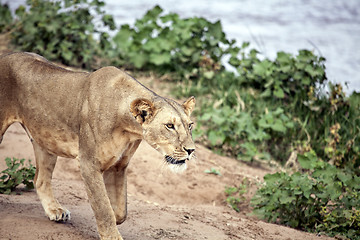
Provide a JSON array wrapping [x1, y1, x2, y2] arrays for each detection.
[[103, 140, 141, 224], [79, 154, 123, 240], [32, 141, 70, 221], [103, 165, 127, 225]]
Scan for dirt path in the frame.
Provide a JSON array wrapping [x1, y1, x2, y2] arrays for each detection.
[[0, 123, 333, 240]]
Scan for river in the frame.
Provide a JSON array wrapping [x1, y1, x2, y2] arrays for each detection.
[[4, 0, 360, 94]]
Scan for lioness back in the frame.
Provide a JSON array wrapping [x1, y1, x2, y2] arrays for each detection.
[[0, 52, 91, 157]]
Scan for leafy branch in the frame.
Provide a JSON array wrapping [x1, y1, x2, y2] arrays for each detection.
[[0, 158, 36, 194]]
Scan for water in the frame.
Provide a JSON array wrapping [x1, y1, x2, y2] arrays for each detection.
[[4, 0, 360, 94]]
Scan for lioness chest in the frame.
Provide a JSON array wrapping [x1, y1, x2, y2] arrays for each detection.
[[29, 126, 80, 158]]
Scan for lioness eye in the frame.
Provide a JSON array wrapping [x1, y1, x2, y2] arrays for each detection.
[[165, 123, 175, 129], [189, 123, 194, 130]]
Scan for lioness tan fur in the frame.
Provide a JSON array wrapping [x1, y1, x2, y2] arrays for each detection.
[[0, 52, 195, 240]]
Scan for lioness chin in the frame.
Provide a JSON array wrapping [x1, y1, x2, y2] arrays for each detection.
[[0, 52, 195, 240]]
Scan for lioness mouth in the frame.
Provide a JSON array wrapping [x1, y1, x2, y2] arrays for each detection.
[[165, 156, 186, 165]]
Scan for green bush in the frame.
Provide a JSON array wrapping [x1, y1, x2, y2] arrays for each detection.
[[251, 151, 360, 239], [192, 44, 359, 167], [0, 158, 36, 194], [10, 0, 115, 69], [236, 48, 327, 103], [0, 3, 13, 32], [112, 5, 236, 80], [225, 178, 248, 212], [196, 103, 295, 161]]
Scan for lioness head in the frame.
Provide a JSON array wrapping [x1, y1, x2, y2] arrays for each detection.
[[130, 96, 196, 172]]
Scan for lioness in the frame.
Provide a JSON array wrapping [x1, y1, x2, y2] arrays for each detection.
[[0, 52, 195, 240]]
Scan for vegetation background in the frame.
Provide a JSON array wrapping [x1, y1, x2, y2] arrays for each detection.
[[0, 0, 359, 239]]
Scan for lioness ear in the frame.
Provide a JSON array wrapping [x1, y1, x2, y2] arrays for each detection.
[[182, 96, 196, 116], [130, 98, 156, 124]]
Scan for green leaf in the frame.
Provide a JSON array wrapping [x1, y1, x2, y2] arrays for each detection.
[[229, 56, 241, 67], [113, 25, 133, 47], [276, 51, 292, 64], [271, 119, 286, 133], [288, 219, 299, 228], [160, 13, 179, 23], [205, 168, 221, 176], [297, 154, 313, 169], [337, 172, 352, 186], [208, 20, 223, 40], [301, 77, 311, 85], [15, 5, 26, 18], [304, 65, 316, 77], [260, 88, 271, 98], [293, 71, 303, 80], [149, 52, 171, 65], [264, 79, 274, 88], [61, 51, 73, 62], [180, 46, 195, 56], [253, 60, 273, 78], [12, 163, 20, 171], [102, 14, 116, 30], [203, 71, 215, 79], [241, 42, 250, 49], [5, 158, 12, 168], [327, 183, 342, 200], [280, 195, 296, 204], [279, 64, 291, 73], [129, 53, 147, 69], [144, 5, 163, 21], [273, 88, 285, 98], [208, 130, 226, 146], [263, 172, 285, 185]]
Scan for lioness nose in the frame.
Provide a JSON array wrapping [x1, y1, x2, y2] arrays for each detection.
[[184, 147, 195, 155]]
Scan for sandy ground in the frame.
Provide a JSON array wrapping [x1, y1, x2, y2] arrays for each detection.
[[0, 123, 334, 240]]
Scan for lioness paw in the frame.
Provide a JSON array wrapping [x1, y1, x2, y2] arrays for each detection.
[[46, 207, 71, 222]]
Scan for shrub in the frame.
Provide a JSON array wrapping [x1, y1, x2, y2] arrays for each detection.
[[10, 0, 115, 69], [251, 151, 360, 239], [196, 102, 295, 161], [191, 43, 359, 167], [0, 158, 36, 194], [0, 3, 13, 32], [225, 178, 248, 212], [112, 5, 236, 80], [236, 48, 327, 104]]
